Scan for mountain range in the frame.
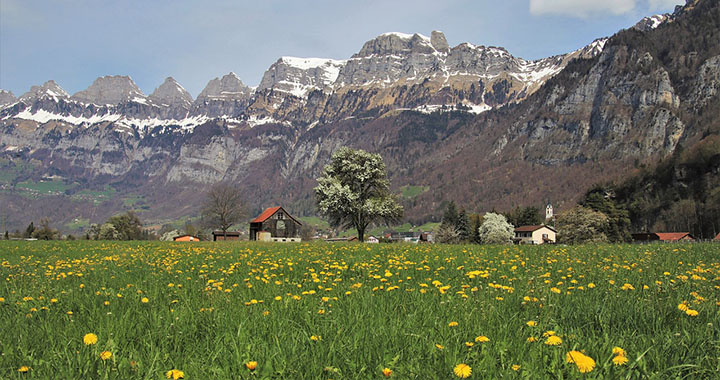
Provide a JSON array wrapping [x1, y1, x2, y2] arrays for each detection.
[[0, 0, 717, 234]]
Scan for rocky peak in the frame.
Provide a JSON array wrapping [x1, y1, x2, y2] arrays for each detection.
[[431, 30, 450, 53], [149, 77, 193, 107], [71, 75, 146, 105], [19, 80, 69, 102], [258, 57, 346, 97], [195, 72, 252, 102], [0, 90, 17, 107], [353, 32, 437, 58], [632, 14, 671, 32]]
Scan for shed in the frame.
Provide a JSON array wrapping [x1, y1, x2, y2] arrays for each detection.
[[249, 206, 302, 242], [655, 232, 695, 242], [212, 230, 241, 241]]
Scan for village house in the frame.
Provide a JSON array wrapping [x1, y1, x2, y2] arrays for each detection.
[[631, 232, 695, 242], [173, 235, 201, 242], [249, 206, 302, 242], [514, 225, 556, 244], [212, 231, 241, 241]]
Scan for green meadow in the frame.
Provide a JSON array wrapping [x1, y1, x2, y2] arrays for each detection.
[[1, 241, 718, 379]]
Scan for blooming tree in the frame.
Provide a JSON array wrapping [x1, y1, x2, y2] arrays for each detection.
[[478, 212, 514, 244], [314, 147, 403, 242]]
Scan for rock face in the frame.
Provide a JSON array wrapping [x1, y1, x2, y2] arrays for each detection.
[[71, 75, 147, 105], [192, 72, 253, 117], [0, 0, 717, 231], [0, 90, 16, 107]]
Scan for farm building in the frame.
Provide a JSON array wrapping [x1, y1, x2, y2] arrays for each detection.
[[212, 231, 241, 241], [631, 232, 695, 242], [514, 225, 556, 244], [173, 235, 201, 242], [249, 206, 302, 242]]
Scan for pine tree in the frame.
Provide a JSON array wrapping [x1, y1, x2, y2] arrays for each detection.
[[457, 209, 471, 242]]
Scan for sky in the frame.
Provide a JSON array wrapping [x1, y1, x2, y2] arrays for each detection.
[[0, 0, 685, 98]]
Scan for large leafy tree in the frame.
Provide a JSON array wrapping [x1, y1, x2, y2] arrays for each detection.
[[556, 206, 609, 244], [478, 212, 514, 244], [315, 147, 403, 242]]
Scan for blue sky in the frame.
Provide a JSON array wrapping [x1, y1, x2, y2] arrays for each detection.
[[0, 0, 684, 98]]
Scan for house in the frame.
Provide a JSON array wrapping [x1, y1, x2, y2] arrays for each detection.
[[714, 232, 720, 241], [173, 235, 201, 242], [366, 235, 379, 243], [514, 225, 556, 244], [249, 206, 302, 242], [212, 230, 241, 241], [632, 232, 695, 242]]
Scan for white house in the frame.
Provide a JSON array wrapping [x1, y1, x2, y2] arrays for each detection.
[[514, 225, 556, 245]]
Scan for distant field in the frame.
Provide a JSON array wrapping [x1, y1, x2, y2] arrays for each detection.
[[1, 242, 719, 379]]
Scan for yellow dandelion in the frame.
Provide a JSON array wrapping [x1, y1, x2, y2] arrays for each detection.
[[274, 296, 282, 301], [318, 309, 325, 314], [550, 287, 561, 294], [527, 336, 536, 342], [453, 363, 472, 378], [678, 303, 688, 311], [382, 367, 393, 377], [165, 369, 185, 379], [448, 321, 458, 327], [685, 309, 699, 317], [544, 335, 562, 345], [587, 283, 595, 288], [621, 283, 635, 291], [526, 320, 537, 327], [18, 365, 30, 373], [141, 297, 149, 303], [512, 364, 521, 371], [565, 350, 595, 373], [612, 347, 626, 356], [83, 333, 98, 345], [542, 330, 555, 337], [99, 351, 112, 360], [475, 335, 490, 343], [465, 341, 474, 347], [245, 361, 258, 370], [435, 343, 444, 350], [613, 355, 629, 366], [311, 335, 321, 341]]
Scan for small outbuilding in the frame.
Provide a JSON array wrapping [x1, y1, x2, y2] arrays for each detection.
[[212, 230, 241, 241], [249, 206, 302, 242], [173, 235, 201, 242], [632, 232, 695, 242], [514, 225, 556, 244]]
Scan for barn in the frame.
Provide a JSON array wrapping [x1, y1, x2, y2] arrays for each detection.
[[249, 206, 302, 242]]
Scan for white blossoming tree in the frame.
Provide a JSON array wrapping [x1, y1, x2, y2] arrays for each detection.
[[314, 147, 403, 242], [478, 212, 514, 244]]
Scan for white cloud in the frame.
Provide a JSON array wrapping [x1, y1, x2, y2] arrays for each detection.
[[648, 0, 684, 11], [530, 0, 637, 17]]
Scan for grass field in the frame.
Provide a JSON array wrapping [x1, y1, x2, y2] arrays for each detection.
[[1, 241, 719, 379]]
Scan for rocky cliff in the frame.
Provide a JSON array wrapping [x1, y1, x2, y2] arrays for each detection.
[[0, 0, 716, 232]]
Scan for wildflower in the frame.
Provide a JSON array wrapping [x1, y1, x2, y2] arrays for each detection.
[[382, 367, 393, 377], [542, 330, 555, 337], [512, 364, 521, 371], [0, 297, 4, 302], [104, 301, 110, 306], [141, 297, 149, 303], [435, 344, 444, 350], [448, 321, 458, 327], [165, 369, 185, 379], [544, 335, 562, 345], [100, 351, 112, 360], [565, 351, 595, 373], [685, 309, 699, 317], [612, 355, 629, 366], [83, 333, 98, 345], [527, 336, 536, 342], [18, 366, 30, 373], [318, 309, 325, 314], [587, 283, 595, 288], [612, 347, 626, 356], [245, 361, 258, 370], [678, 303, 688, 311], [465, 341, 474, 347], [621, 283, 635, 291], [475, 335, 490, 343], [526, 320, 537, 327], [50, 298, 58, 303], [311, 335, 321, 341], [550, 287, 561, 294], [453, 363, 472, 378], [274, 296, 282, 301]]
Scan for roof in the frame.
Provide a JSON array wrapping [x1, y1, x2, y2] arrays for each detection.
[[655, 232, 693, 241], [715, 233, 720, 241], [250, 206, 302, 225], [515, 225, 555, 233], [173, 235, 200, 241], [212, 230, 241, 236]]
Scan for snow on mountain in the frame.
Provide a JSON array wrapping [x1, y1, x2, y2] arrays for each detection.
[[258, 57, 346, 97], [71, 76, 146, 105], [19, 80, 70, 102], [633, 14, 671, 31], [149, 77, 193, 107], [0, 90, 17, 108]]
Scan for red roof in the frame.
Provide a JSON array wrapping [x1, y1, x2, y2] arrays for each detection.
[[515, 225, 555, 233], [250, 206, 302, 225], [715, 233, 720, 241], [655, 232, 694, 241]]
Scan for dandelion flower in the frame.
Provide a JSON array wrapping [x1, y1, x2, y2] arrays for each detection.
[[311, 335, 321, 341], [165, 369, 185, 379], [678, 303, 688, 311], [685, 309, 699, 317], [245, 361, 258, 370], [612, 347, 626, 356], [465, 341, 474, 347], [565, 351, 595, 373], [526, 320, 537, 327], [512, 364, 521, 371], [382, 367, 393, 377], [141, 297, 149, 303], [18, 366, 30, 373], [542, 330, 555, 337], [544, 335, 562, 345], [448, 321, 458, 327], [99, 351, 112, 360], [612, 355, 629, 366], [435, 344, 444, 350], [526, 336, 536, 342], [475, 335, 490, 343], [453, 363, 472, 378], [83, 333, 98, 345]]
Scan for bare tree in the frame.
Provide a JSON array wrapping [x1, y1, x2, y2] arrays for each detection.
[[201, 183, 247, 237]]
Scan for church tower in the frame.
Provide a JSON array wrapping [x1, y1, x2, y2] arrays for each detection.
[[545, 202, 554, 220]]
